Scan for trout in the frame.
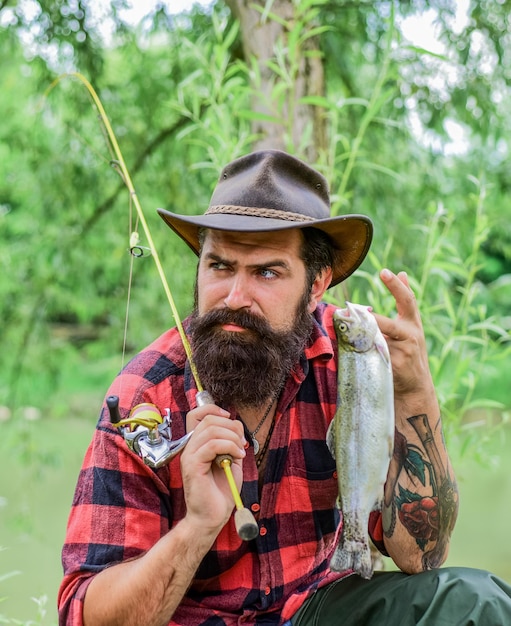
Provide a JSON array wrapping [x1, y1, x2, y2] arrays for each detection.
[[327, 302, 394, 578]]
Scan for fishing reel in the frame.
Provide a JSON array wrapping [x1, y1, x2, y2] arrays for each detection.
[[107, 395, 192, 469]]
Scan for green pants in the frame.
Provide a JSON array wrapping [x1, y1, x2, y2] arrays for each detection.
[[291, 568, 511, 625]]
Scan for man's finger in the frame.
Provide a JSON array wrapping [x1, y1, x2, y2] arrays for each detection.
[[379, 268, 418, 321], [372, 313, 401, 341]]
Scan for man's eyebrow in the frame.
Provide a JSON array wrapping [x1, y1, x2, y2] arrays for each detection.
[[251, 259, 290, 270], [203, 252, 235, 265], [203, 252, 291, 271]]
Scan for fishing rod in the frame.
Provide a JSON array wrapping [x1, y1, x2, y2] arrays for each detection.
[[47, 72, 258, 542]]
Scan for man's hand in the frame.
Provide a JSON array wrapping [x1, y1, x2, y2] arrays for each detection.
[[372, 268, 435, 406], [182, 404, 246, 534]]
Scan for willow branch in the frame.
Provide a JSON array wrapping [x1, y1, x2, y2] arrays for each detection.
[[82, 109, 206, 236]]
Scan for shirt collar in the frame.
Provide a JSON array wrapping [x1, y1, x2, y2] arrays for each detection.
[[304, 302, 335, 362]]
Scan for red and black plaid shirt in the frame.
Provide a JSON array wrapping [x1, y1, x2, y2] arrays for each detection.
[[58, 302, 385, 625]]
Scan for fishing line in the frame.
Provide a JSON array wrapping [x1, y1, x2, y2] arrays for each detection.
[[120, 188, 153, 390], [119, 190, 138, 389]]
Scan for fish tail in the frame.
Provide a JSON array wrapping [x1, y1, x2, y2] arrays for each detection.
[[329, 541, 374, 579]]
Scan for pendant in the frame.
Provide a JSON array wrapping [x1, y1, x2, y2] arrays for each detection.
[[252, 437, 260, 455]]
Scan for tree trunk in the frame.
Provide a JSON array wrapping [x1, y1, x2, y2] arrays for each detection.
[[225, 0, 326, 161]]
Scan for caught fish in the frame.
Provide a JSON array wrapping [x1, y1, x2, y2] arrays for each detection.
[[327, 302, 394, 578]]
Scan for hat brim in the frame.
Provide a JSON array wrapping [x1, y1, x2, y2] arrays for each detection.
[[157, 208, 373, 288]]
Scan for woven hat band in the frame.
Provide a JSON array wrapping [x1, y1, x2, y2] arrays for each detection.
[[206, 205, 315, 223]]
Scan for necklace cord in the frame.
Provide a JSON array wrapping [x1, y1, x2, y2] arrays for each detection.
[[249, 397, 276, 439], [256, 417, 276, 468], [245, 379, 285, 456]]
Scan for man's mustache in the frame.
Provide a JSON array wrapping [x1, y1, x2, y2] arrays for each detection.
[[191, 308, 274, 337]]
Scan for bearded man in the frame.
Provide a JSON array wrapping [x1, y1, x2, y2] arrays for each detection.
[[59, 150, 511, 626]]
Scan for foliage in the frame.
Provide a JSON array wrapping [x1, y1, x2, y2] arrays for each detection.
[[0, 0, 509, 431], [327, 179, 510, 456]]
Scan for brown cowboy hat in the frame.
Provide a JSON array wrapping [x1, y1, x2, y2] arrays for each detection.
[[157, 150, 372, 287]]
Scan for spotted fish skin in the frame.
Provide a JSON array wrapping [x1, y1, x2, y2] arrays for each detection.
[[327, 302, 394, 579]]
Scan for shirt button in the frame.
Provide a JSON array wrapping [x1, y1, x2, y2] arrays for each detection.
[[264, 586, 271, 596], [251, 503, 260, 513], [260, 526, 267, 536]]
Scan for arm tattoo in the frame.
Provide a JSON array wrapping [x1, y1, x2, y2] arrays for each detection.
[[382, 414, 458, 570]]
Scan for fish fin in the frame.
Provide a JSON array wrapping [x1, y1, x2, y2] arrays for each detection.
[[326, 419, 336, 459], [330, 541, 374, 579], [354, 546, 374, 579], [375, 336, 392, 368]]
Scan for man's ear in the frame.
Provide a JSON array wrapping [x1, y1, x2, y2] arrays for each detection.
[[308, 268, 333, 313]]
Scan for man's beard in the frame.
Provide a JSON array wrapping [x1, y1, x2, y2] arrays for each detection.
[[188, 293, 314, 410]]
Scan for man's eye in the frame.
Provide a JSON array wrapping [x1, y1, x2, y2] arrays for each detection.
[[260, 268, 277, 279], [211, 262, 228, 270]]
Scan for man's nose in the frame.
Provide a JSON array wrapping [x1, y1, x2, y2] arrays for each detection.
[[223, 275, 252, 310]]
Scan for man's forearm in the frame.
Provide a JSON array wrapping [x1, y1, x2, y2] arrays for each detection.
[[382, 396, 459, 574], [83, 519, 217, 626]]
